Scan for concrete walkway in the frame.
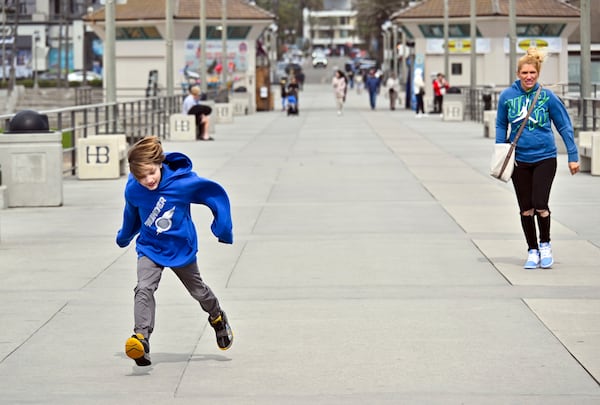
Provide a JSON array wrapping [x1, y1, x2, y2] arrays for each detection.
[[1, 83, 599, 404]]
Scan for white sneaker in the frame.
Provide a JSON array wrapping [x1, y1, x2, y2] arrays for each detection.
[[539, 242, 554, 269], [524, 249, 540, 269]]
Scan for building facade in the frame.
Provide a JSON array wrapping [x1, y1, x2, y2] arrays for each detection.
[[391, 0, 580, 88], [302, 0, 362, 55], [1, 0, 100, 80], [84, 0, 274, 111]]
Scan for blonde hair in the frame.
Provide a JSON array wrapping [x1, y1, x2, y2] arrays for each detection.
[[190, 86, 201, 96], [517, 47, 546, 74], [127, 136, 165, 179]]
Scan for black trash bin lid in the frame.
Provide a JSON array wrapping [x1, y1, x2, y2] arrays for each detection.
[[6, 110, 51, 133]]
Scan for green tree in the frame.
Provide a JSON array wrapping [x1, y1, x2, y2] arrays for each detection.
[[255, 0, 324, 49], [354, 0, 416, 61]]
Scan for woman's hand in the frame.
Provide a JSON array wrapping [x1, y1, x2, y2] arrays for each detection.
[[569, 161, 580, 175]]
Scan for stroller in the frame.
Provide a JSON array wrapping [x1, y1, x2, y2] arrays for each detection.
[[286, 93, 299, 115], [285, 78, 300, 116]]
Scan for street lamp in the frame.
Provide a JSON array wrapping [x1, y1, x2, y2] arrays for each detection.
[[392, 23, 398, 77], [33, 30, 40, 90], [381, 21, 392, 72]]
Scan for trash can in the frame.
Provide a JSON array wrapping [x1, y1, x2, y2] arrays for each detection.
[[0, 110, 63, 207], [482, 85, 494, 111]]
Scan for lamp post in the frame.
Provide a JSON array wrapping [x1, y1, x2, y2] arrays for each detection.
[[443, 0, 449, 78], [221, 0, 227, 94], [200, 0, 207, 95], [508, 0, 516, 84], [33, 30, 40, 90], [392, 23, 398, 77], [380, 21, 392, 73], [268, 23, 278, 82]]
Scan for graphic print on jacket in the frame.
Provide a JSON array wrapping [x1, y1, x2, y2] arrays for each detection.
[[506, 90, 549, 130], [144, 196, 175, 234]]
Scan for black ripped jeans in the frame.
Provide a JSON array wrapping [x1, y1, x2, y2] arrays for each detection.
[[511, 157, 557, 250]]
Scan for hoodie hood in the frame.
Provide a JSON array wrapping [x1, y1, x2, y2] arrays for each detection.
[[510, 79, 539, 95], [160, 152, 193, 187]]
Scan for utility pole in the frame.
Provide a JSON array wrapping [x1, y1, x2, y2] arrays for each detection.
[[469, 0, 476, 89], [508, 0, 516, 83], [580, 0, 591, 99], [221, 0, 227, 94], [392, 24, 397, 76], [166, 0, 174, 102], [443, 0, 449, 77], [9, 0, 19, 93], [105, 0, 116, 128], [200, 0, 207, 94], [1, 2, 7, 88], [33, 30, 39, 90]]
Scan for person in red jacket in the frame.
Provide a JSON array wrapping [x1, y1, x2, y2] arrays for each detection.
[[432, 73, 449, 114]]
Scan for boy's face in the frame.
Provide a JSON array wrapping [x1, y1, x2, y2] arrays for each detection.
[[135, 163, 162, 191]]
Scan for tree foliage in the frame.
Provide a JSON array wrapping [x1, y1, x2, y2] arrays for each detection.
[[354, 0, 416, 57], [255, 0, 324, 42]]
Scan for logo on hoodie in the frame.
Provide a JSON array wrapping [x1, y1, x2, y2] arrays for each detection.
[[144, 196, 176, 234], [155, 207, 175, 234], [507, 90, 549, 130]]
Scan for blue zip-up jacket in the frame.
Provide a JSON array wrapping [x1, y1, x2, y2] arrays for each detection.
[[495, 81, 579, 163], [116, 152, 233, 268]]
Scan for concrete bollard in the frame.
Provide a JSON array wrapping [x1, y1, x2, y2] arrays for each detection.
[[0, 110, 63, 207]]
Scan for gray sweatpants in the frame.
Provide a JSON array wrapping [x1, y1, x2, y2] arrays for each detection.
[[133, 255, 221, 339]]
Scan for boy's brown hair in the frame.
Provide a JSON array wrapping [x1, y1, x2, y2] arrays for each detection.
[[127, 136, 165, 179]]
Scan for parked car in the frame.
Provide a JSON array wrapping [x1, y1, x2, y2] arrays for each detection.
[[67, 70, 102, 82], [38, 71, 102, 83], [311, 47, 326, 58]]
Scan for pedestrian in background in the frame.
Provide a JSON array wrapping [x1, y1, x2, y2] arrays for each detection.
[[365, 69, 380, 110], [413, 68, 426, 117], [495, 47, 580, 270], [432, 73, 449, 115], [385, 73, 400, 111], [279, 77, 288, 111], [182, 85, 213, 141], [355, 69, 364, 94], [332, 69, 347, 115]]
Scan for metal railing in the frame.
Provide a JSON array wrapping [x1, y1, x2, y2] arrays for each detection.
[[459, 83, 600, 132], [1, 93, 183, 176]]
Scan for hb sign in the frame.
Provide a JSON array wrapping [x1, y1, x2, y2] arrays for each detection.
[[77, 134, 127, 179]]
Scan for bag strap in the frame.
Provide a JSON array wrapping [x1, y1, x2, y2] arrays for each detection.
[[511, 85, 542, 145], [499, 85, 542, 175]]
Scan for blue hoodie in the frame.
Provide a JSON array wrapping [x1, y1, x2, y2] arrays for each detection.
[[116, 152, 233, 268], [495, 81, 579, 163]]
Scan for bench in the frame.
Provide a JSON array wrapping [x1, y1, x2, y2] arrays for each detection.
[[483, 110, 497, 138], [77, 134, 128, 179], [578, 131, 600, 176]]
